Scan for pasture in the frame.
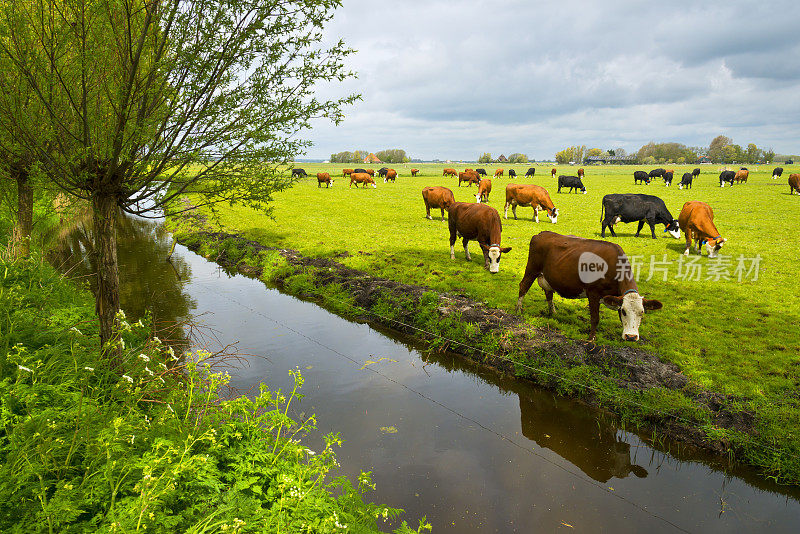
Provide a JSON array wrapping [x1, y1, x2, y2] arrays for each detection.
[[190, 162, 800, 474]]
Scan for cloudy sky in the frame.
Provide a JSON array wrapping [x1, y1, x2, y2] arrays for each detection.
[[303, 0, 800, 161]]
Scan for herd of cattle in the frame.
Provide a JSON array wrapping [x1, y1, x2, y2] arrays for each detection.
[[290, 164, 798, 342]]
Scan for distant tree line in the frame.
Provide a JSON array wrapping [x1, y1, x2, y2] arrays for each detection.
[[330, 149, 409, 164], [477, 152, 529, 164]]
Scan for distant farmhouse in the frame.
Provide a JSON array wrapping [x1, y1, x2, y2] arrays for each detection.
[[583, 155, 637, 165], [699, 156, 712, 164], [495, 154, 508, 162], [363, 153, 382, 164]]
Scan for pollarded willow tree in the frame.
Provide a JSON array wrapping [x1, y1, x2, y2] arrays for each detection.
[[0, 0, 357, 363]]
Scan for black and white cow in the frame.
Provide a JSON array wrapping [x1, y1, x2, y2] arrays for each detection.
[[648, 168, 666, 180], [663, 170, 674, 186], [377, 167, 389, 178], [291, 168, 308, 178], [634, 170, 650, 185], [773, 167, 784, 180], [476, 168, 487, 176], [678, 172, 693, 189], [719, 170, 736, 187], [600, 193, 680, 239], [525, 167, 536, 177], [508, 169, 517, 178], [557, 175, 586, 194], [691, 168, 701, 178]]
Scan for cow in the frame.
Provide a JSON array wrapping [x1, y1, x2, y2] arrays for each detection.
[[557, 175, 586, 194], [525, 167, 536, 177], [342, 168, 354, 177], [600, 194, 680, 239], [476, 168, 487, 176], [464, 168, 474, 172], [475, 178, 492, 203], [734, 169, 749, 183], [377, 167, 389, 178], [494, 168, 504, 177], [719, 170, 736, 187], [773, 167, 784, 180], [678, 172, 693, 189], [422, 186, 455, 221], [678, 201, 726, 257], [448, 202, 511, 273], [663, 170, 674, 186], [349, 172, 376, 188], [648, 168, 666, 180], [504, 184, 558, 223], [458, 171, 480, 187], [316, 172, 333, 188], [577, 168, 585, 178], [411, 168, 420, 177], [384, 169, 397, 183], [365, 168, 375, 176], [443, 168, 458, 177], [551, 168, 557, 178], [692, 168, 701, 179], [789, 174, 800, 194], [516, 231, 663, 342], [508, 169, 517, 178], [633, 170, 650, 185], [353, 168, 368, 174], [291, 168, 307, 178]]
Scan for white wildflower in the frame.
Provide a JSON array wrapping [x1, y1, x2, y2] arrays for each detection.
[[144, 366, 154, 376], [122, 375, 134, 384], [116, 310, 127, 320], [158, 362, 168, 370], [166, 404, 174, 413], [17, 365, 32, 373], [84, 367, 94, 372], [305, 448, 315, 456], [118, 338, 125, 349], [130, 435, 135, 444], [138, 354, 150, 362], [152, 336, 161, 345], [70, 327, 83, 335]]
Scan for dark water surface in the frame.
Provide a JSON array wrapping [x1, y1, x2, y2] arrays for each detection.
[[59, 216, 800, 533]]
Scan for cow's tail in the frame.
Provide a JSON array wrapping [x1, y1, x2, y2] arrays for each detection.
[[600, 201, 604, 224]]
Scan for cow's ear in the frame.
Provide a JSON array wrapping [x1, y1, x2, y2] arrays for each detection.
[[500, 246, 512, 253], [643, 298, 663, 311], [602, 295, 623, 310]]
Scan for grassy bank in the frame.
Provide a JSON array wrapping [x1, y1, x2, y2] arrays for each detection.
[[168, 162, 800, 485], [0, 252, 429, 533]]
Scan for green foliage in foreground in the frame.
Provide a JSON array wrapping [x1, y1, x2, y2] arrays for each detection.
[[0, 255, 429, 533]]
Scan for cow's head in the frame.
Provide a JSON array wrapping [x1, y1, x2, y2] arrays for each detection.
[[481, 244, 512, 273], [548, 207, 559, 224], [701, 236, 726, 258], [664, 220, 680, 239], [602, 291, 663, 341]]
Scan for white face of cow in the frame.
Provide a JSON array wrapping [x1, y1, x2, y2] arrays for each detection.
[[487, 246, 502, 273], [549, 208, 559, 224], [706, 238, 725, 258], [603, 292, 663, 341]]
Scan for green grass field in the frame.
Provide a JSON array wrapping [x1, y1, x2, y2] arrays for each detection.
[[182, 161, 800, 477]]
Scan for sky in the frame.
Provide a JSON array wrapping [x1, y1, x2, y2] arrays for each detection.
[[303, 0, 800, 161]]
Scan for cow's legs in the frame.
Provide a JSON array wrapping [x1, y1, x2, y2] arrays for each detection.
[[516, 268, 540, 312], [424, 200, 432, 220], [440, 208, 445, 221], [683, 229, 692, 255], [648, 220, 657, 239], [512, 204, 518, 220], [533, 207, 539, 223], [504, 202, 509, 219], [463, 238, 471, 261], [635, 220, 645, 237], [587, 296, 601, 342]]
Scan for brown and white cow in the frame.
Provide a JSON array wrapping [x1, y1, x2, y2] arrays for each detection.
[[448, 202, 511, 273], [411, 168, 420, 177], [551, 167, 557, 178], [517, 231, 663, 341], [423, 186, 455, 221], [788, 174, 800, 194], [475, 178, 492, 203], [678, 201, 726, 257], [384, 169, 397, 183], [443, 168, 458, 177], [458, 171, 480, 187], [734, 169, 749, 183], [342, 168, 354, 177], [577, 168, 585, 178], [316, 172, 333, 188], [365, 168, 375, 176], [494, 168, 504, 177], [349, 172, 377, 188], [504, 184, 559, 223]]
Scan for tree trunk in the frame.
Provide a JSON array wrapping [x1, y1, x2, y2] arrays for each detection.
[[12, 169, 33, 258], [92, 192, 122, 365]]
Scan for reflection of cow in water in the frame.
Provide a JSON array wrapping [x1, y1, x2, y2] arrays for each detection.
[[518, 391, 648, 483]]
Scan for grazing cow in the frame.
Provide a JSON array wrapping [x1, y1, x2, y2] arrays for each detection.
[[464, 168, 474, 172], [377, 167, 389, 178], [773, 167, 784, 180], [633, 170, 651, 185], [516, 231, 663, 342], [663, 170, 674, 186], [734, 169, 749, 183], [384, 169, 397, 183], [648, 168, 666, 180], [349, 172, 376, 188], [525, 167, 536, 177], [365, 168, 375, 176], [316, 172, 333, 188], [422, 186, 455, 221], [443, 168, 458, 177], [476, 168, 487, 176], [577, 168, 585, 178], [551, 168, 557, 178], [475, 178, 492, 203], [411, 168, 419, 177], [342, 168, 354, 177], [494, 168, 504, 177], [678, 172, 693, 189], [692, 168, 701, 178], [458, 171, 481, 187], [448, 202, 511, 273], [291, 168, 307, 178], [600, 194, 680, 239], [504, 184, 558, 223], [789, 174, 800, 194], [353, 168, 368, 174], [557, 175, 586, 194], [719, 170, 736, 187], [679, 201, 726, 257], [508, 169, 517, 178]]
